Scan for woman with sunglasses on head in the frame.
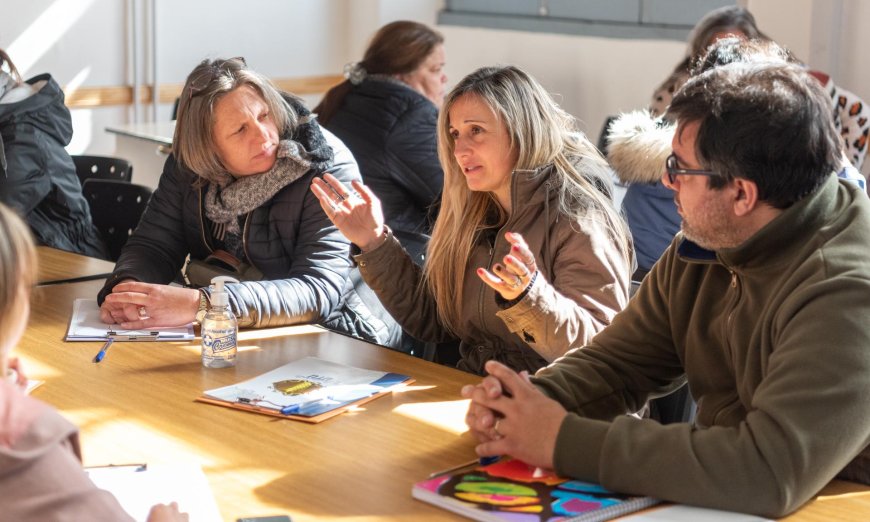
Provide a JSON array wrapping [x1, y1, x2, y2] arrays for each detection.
[[0, 203, 186, 521], [312, 65, 633, 375], [97, 57, 398, 346]]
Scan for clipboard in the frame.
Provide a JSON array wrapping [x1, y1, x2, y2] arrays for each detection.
[[65, 298, 194, 342], [197, 356, 413, 423]]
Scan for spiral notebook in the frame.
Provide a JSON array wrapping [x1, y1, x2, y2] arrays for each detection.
[[413, 457, 659, 522]]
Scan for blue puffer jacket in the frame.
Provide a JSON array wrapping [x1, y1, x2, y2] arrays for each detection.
[[97, 128, 396, 345], [325, 78, 442, 234]]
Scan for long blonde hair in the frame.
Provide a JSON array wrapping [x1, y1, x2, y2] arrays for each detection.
[[0, 203, 37, 371], [424, 66, 632, 333]]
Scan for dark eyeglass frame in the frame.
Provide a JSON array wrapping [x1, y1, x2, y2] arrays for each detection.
[[665, 153, 719, 185]]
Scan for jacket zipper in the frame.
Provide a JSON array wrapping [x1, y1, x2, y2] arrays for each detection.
[[479, 170, 526, 334], [242, 212, 252, 268], [198, 185, 214, 253], [724, 268, 740, 366]]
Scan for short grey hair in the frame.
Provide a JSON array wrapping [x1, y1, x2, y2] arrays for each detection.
[[173, 57, 297, 183]]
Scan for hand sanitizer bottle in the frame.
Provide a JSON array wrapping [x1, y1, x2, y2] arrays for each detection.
[[201, 276, 238, 368]]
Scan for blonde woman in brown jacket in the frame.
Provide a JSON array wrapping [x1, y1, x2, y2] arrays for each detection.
[[312, 66, 632, 375]]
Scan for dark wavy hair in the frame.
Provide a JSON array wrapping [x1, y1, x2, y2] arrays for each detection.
[[668, 62, 839, 208], [314, 21, 443, 125]]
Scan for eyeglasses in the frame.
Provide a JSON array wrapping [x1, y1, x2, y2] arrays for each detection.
[[186, 56, 247, 100], [665, 153, 719, 185]]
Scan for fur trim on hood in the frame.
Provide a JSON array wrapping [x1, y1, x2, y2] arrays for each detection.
[[606, 110, 675, 185]]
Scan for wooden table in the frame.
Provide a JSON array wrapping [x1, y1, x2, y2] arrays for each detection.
[[36, 246, 115, 285], [18, 280, 870, 521]]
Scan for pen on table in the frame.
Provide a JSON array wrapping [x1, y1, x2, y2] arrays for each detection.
[[280, 397, 328, 415], [428, 456, 500, 478], [93, 337, 114, 363]]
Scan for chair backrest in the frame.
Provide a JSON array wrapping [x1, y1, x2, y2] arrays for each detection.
[[72, 155, 133, 185], [82, 179, 152, 261], [392, 228, 431, 267]]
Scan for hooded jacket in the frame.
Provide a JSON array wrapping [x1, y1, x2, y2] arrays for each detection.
[[608, 110, 867, 276], [356, 162, 631, 375], [324, 78, 442, 235], [535, 175, 870, 517], [0, 73, 107, 258], [0, 381, 132, 520], [606, 110, 678, 274]]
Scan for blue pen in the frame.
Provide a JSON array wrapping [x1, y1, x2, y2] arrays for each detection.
[[280, 397, 326, 415], [93, 337, 114, 363], [479, 455, 500, 466]]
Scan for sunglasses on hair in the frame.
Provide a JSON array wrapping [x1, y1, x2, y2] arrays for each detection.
[[665, 153, 720, 185], [186, 56, 247, 100]]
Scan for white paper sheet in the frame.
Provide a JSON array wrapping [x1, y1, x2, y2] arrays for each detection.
[[66, 298, 194, 341], [86, 463, 222, 522]]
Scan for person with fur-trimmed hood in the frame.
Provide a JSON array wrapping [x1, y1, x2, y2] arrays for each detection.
[[606, 111, 675, 280], [610, 37, 866, 280]]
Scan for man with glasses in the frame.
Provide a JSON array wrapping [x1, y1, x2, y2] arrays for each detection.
[[462, 61, 870, 517]]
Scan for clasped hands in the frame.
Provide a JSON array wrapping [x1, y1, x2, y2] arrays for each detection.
[[462, 360, 567, 471], [100, 281, 200, 329], [311, 174, 539, 300]]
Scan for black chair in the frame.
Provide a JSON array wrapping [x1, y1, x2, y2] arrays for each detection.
[[649, 383, 697, 425], [72, 155, 133, 186], [392, 228, 430, 267], [82, 179, 152, 261]]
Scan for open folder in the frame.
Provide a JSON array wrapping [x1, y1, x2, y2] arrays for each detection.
[[65, 298, 194, 341]]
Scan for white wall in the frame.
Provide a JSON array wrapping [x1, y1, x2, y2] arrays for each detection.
[[0, 0, 128, 155], [2, 0, 869, 172], [1, 0, 350, 156], [439, 27, 684, 141]]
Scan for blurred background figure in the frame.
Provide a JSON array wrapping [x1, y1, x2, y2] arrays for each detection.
[[613, 7, 868, 280], [316, 21, 446, 247], [0, 49, 107, 258], [0, 202, 186, 522], [649, 6, 867, 171]]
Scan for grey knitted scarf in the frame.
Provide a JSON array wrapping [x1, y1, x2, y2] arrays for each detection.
[[204, 101, 333, 234]]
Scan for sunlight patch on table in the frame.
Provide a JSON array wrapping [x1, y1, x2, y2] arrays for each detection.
[[63, 408, 225, 468], [393, 399, 470, 435], [238, 325, 324, 341]]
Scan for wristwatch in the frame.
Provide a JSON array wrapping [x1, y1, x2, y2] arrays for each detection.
[[195, 289, 210, 323]]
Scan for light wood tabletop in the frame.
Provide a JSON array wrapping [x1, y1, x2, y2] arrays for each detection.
[[18, 279, 870, 521], [36, 246, 115, 285]]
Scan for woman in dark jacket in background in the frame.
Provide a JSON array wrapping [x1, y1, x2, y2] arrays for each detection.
[[315, 21, 446, 237], [98, 57, 397, 346], [0, 49, 107, 258]]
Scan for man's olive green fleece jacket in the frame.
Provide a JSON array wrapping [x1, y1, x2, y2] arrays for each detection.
[[533, 175, 870, 517]]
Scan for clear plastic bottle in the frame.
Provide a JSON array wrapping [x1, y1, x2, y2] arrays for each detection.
[[201, 276, 238, 368]]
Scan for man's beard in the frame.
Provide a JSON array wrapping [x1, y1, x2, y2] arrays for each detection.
[[679, 195, 743, 250]]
